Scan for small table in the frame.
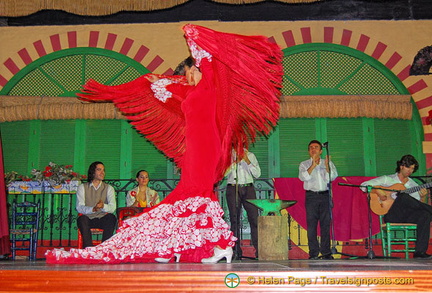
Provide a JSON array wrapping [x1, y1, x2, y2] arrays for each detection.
[[246, 199, 297, 260], [246, 199, 297, 216]]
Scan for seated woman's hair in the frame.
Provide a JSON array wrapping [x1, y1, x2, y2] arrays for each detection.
[[136, 170, 148, 178]]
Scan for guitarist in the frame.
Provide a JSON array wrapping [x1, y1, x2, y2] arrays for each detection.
[[361, 155, 432, 259]]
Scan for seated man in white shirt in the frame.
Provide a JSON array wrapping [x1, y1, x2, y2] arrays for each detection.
[[76, 161, 117, 248], [361, 154, 432, 259]]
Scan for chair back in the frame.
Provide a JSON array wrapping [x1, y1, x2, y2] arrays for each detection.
[[10, 200, 41, 260], [379, 215, 416, 259]]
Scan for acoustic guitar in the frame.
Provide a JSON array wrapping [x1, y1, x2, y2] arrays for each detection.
[[369, 182, 432, 215]]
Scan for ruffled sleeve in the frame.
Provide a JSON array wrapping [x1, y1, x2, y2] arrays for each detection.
[[77, 74, 191, 168]]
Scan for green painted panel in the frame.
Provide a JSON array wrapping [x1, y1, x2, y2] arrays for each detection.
[[130, 128, 168, 180], [85, 120, 122, 179], [39, 120, 75, 170], [278, 118, 317, 177], [375, 119, 415, 176], [326, 118, 364, 176], [1, 121, 30, 175], [249, 137, 270, 178]]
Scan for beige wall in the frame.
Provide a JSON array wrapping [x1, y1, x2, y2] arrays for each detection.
[[1, 20, 432, 153], [0, 20, 431, 75]]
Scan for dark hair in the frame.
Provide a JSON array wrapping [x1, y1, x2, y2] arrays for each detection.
[[87, 161, 104, 182], [396, 155, 419, 173], [308, 140, 322, 150], [173, 56, 195, 75], [135, 170, 149, 178]]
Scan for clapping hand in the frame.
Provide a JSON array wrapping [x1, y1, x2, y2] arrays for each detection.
[[93, 200, 104, 212]]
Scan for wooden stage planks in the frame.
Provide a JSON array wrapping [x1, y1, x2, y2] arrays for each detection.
[[1, 259, 432, 292]]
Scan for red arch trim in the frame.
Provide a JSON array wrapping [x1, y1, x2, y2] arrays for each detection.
[[33, 40, 47, 57], [280, 27, 431, 110], [0, 30, 172, 89], [50, 34, 61, 52], [324, 27, 334, 43], [68, 31, 77, 48], [18, 49, 32, 65], [105, 33, 117, 50], [300, 27, 312, 44]]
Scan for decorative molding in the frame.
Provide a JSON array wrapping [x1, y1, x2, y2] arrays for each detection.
[[280, 95, 412, 119], [0, 0, 321, 17], [0, 94, 412, 122]]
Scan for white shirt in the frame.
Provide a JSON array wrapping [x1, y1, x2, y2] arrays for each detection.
[[76, 181, 116, 215], [226, 151, 261, 185], [361, 173, 421, 200], [299, 157, 338, 192]]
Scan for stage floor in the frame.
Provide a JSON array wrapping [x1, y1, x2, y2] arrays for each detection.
[[1, 258, 432, 292], [2, 257, 432, 272]]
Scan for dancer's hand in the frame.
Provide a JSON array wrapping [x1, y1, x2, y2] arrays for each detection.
[[191, 66, 202, 85], [145, 74, 159, 83]]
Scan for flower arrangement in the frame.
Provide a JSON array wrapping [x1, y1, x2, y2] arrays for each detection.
[[4, 171, 31, 185], [5, 162, 86, 185]]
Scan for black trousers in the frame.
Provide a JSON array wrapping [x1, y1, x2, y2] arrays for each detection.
[[305, 191, 331, 258], [384, 192, 432, 254], [226, 184, 259, 257], [77, 213, 117, 248]]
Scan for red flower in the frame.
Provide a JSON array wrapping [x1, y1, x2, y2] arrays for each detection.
[[130, 191, 137, 197], [72, 172, 78, 177], [43, 171, 53, 177], [45, 166, 52, 171]]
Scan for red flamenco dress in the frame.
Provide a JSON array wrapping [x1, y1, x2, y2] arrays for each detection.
[[45, 24, 283, 264]]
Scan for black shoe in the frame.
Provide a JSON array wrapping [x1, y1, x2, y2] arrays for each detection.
[[321, 254, 334, 260], [413, 252, 432, 259], [308, 256, 319, 260]]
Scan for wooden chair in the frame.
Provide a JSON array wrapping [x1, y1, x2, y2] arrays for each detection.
[[10, 200, 41, 260], [77, 213, 104, 249], [117, 207, 141, 227], [379, 215, 417, 259]]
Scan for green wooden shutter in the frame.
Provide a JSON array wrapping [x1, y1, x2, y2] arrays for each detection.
[[131, 129, 168, 179], [85, 120, 122, 179], [1, 121, 30, 175], [39, 120, 75, 168], [249, 138, 269, 178], [326, 118, 365, 176], [375, 119, 416, 176], [278, 118, 317, 177]]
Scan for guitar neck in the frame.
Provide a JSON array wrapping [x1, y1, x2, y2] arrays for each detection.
[[405, 181, 432, 194]]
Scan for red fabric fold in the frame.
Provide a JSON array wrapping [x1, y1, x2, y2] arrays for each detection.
[[0, 132, 11, 256], [273, 176, 380, 242]]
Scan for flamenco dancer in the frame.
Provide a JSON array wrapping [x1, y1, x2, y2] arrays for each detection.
[[45, 24, 283, 264]]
